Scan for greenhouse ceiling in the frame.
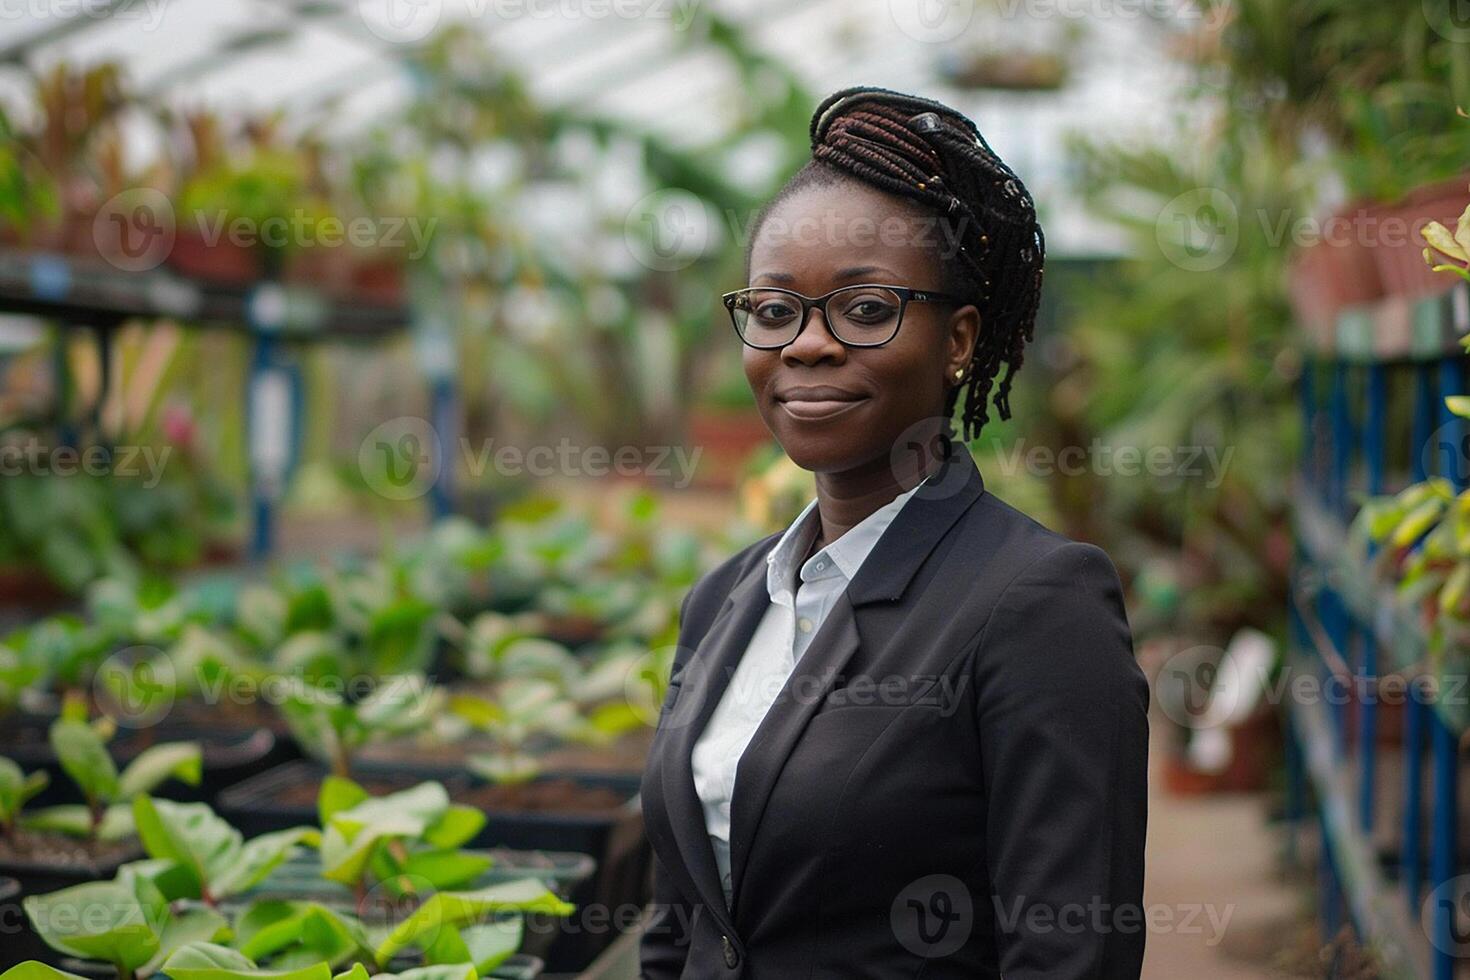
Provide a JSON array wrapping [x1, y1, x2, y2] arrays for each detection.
[[0, 0, 1203, 255]]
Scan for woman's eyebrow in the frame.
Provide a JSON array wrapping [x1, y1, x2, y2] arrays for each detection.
[[751, 266, 901, 285], [835, 265, 900, 281]]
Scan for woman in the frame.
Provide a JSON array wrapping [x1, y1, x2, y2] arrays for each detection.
[[638, 86, 1149, 980]]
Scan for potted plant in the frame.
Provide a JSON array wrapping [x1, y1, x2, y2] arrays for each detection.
[[0, 712, 200, 898]]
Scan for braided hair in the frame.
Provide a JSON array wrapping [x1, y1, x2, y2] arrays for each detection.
[[745, 85, 1045, 442]]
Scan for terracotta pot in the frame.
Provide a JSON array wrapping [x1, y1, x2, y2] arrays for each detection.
[[686, 408, 770, 489], [1287, 220, 1385, 346], [284, 245, 355, 296], [1363, 175, 1470, 300], [1163, 707, 1281, 795], [351, 256, 405, 306], [167, 228, 261, 285]]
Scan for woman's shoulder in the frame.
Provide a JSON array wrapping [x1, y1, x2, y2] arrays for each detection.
[[961, 483, 1125, 601]]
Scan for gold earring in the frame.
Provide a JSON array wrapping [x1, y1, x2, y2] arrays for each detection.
[[954, 369, 965, 381]]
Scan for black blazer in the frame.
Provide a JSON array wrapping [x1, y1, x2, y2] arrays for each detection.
[[638, 447, 1149, 980]]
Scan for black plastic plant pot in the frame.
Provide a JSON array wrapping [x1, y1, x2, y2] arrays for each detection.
[[2, 722, 287, 808], [217, 761, 650, 972], [235, 847, 596, 905], [211, 848, 593, 970], [0, 833, 144, 907]]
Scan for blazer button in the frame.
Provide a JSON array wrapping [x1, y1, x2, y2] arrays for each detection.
[[722, 934, 739, 968]]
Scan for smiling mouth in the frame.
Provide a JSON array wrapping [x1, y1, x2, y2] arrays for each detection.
[[777, 395, 870, 421]]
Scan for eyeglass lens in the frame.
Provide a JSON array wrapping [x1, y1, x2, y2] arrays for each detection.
[[731, 286, 904, 347]]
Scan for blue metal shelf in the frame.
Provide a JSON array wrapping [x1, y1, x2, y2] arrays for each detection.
[[1292, 279, 1470, 980]]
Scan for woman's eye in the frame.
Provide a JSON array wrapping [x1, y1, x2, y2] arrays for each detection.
[[843, 299, 896, 321], [754, 302, 797, 321]]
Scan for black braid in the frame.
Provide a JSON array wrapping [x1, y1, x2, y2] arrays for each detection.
[[745, 85, 1045, 442]]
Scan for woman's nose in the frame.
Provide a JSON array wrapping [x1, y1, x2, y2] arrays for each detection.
[[781, 307, 847, 366]]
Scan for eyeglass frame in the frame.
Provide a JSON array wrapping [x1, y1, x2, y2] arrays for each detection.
[[721, 283, 968, 350]]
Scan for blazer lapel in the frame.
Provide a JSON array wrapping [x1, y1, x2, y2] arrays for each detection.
[[658, 447, 988, 936], [725, 447, 987, 918], [659, 550, 773, 937]]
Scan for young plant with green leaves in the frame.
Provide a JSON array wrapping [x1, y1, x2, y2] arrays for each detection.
[[0, 756, 48, 837], [1352, 338, 1470, 663], [280, 675, 444, 779], [20, 711, 201, 843], [21, 864, 230, 980], [1422, 187, 1470, 284], [450, 678, 587, 785], [130, 795, 319, 907], [315, 777, 490, 907]]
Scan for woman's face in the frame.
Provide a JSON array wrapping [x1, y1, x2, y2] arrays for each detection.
[[742, 180, 980, 476]]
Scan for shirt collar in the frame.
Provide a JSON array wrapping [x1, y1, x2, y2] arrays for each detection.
[[764, 470, 935, 601]]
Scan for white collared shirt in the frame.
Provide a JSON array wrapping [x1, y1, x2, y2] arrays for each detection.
[[690, 473, 933, 909]]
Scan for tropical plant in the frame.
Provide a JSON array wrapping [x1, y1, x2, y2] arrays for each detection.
[[1351, 345, 1470, 662], [279, 676, 443, 779], [21, 864, 230, 980], [314, 778, 490, 905], [15, 710, 201, 843], [130, 795, 318, 907], [1422, 189, 1470, 282]]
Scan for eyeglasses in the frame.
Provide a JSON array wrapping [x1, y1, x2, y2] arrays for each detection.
[[722, 283, 966, 350]]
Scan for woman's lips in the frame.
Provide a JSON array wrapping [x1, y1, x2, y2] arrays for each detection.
[[777, 396, 870, 421]]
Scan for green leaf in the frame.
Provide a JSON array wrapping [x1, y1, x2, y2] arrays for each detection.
[[18, 803, 132, 840], [422, 806, 485, 850], [1393, 497, 1448, 548], [212, 827, 320, 899], [1449, 396, 1470, 421], [397, 848, 493, 891], [118, 742, 202, 800], [49, 718, 119, 806], [159, 941, 255, 975], [373, 879, 575, 962], [132, 796, 242, 901], [140, 906, 233, 977], [0, 963, 91, 980], [425, 919, 520, 973], [162, 942, 333, 980], [23, 874, 166, 971], [318, 776, 369, 828], [235, 901, 368, 967], [370, 966, 477, 980], [0, 758, 48, 824], [1443, 559, 1470, 616]]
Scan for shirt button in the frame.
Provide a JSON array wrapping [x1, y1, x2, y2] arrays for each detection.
[[797, 617, 813, 633], [722, 934, 740, 968]]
